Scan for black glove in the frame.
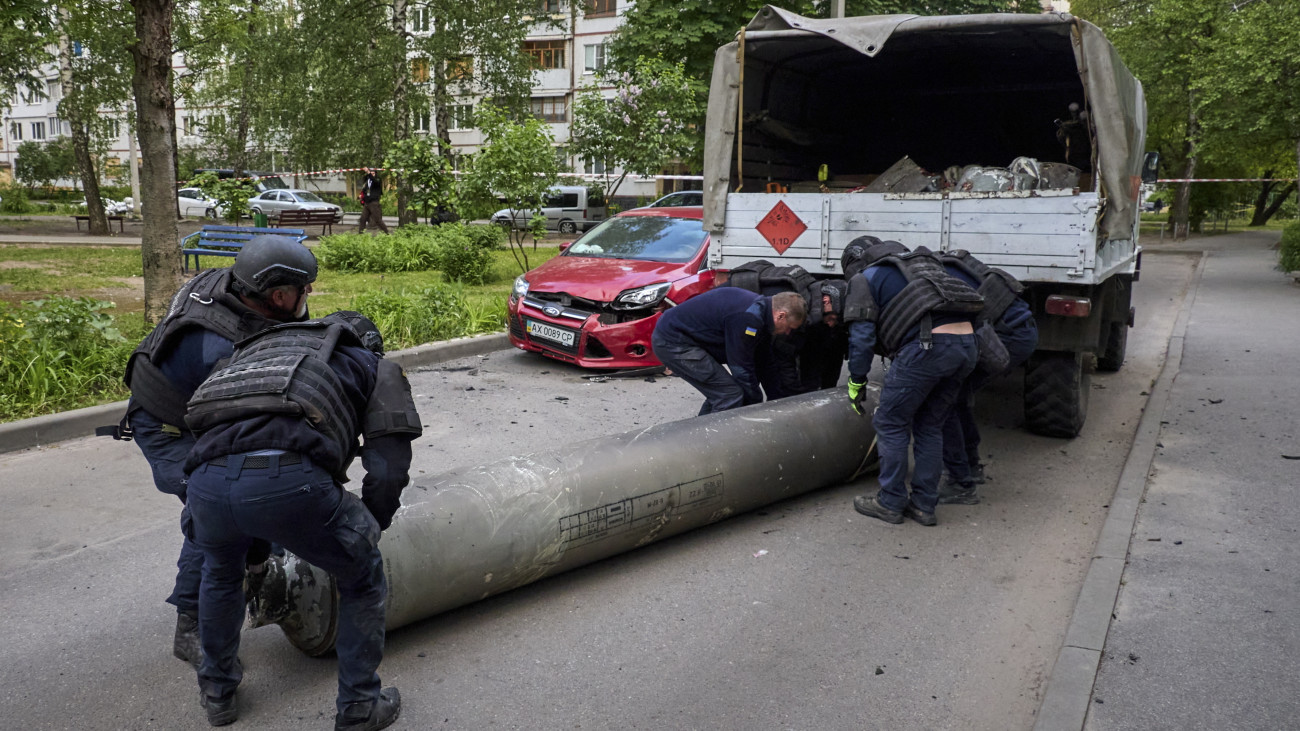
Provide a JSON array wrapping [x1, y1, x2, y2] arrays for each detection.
[[363, 494, 400, 531]]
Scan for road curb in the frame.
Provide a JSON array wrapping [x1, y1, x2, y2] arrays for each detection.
[[1033, 253, 1209, 731], [0, 331, 510, 456]]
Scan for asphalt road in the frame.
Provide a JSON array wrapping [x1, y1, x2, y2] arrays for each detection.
[[0, 252, 1196, 730]]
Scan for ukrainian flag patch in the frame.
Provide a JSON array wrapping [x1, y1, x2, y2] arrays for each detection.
[[744, 326, 758, 336]]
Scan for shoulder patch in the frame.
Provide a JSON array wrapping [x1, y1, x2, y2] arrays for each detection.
[[744, 326, 758, 337]]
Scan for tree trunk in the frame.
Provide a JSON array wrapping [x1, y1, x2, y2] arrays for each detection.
[[391, 0, 413, 225], [1254, 181, 1296, 225], [1248, 174, 1274, 227], [232, 0, 259, 178], [58, 13, 108, 235], [1171, 105, 1199, 241], [129, 0, 181, 325]]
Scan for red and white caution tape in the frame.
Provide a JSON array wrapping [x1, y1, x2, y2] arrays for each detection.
[[1157, 178, 1298, 183]]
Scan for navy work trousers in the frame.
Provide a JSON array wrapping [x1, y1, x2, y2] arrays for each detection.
[[652, 332, 744, 415], [873, 334, 978, 513], [941, 322, 1038, 485], [132, 407, 203, 614], [186, 453, 387, 715]]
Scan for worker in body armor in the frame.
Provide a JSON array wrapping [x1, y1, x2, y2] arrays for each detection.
[[721, 260, 849, 396], [182, 311, 421, 729], [652, 287, 807, 415], [936, 251, 1039, 505], [112, 235, 317, 670], [843, 237, 982, 526]]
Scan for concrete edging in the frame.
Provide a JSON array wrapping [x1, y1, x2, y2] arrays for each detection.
[[1033, 253, 1209, 730], [0, 331, 510, 456]]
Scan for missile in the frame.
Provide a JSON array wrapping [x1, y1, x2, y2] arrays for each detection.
[[248, 386, 881, 655]]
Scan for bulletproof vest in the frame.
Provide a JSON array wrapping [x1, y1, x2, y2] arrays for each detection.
[[727, 259, 822, 323], [123, 269, 281, 426], [184, 321, 365, 475], [941, 250, 1025, 325], [844, 247, 984, 356], [363, 359, 423, 440]]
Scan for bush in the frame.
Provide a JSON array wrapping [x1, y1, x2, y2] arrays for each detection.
[[432, 225, 493, 284], [350, 285, 505, 349], [1280, 221, 1300, 273], [317, 223, 496, 284], [0, 296, 132, 421], [0, 185, 34, 214]]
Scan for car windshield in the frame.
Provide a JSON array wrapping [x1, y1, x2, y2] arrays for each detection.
[[294, 191, 324, 202], [564, 216, 707, 263]]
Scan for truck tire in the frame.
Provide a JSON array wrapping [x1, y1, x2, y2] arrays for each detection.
[[1024, 351, 1089, 438], [1096, 321, 1128, 372]]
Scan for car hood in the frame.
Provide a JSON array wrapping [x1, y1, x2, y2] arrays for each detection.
[[526, 256, 695, 302]]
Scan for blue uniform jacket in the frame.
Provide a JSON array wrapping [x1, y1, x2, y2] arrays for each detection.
[[846, 264, 978, 381], [655, 287, 782, 404]]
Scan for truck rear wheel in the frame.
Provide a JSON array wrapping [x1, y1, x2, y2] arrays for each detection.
[[1024, 351, 1089, 438], [1096, 321, 1128, 372]]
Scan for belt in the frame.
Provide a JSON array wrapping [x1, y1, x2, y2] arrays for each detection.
[[210, 453, 303, 469]]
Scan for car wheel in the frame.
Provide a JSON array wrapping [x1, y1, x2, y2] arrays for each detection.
[[559, 220, 577, 234], [204, 208, 216, 219]]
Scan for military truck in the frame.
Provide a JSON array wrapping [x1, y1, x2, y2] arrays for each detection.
[[703, 7, 1158, 438]]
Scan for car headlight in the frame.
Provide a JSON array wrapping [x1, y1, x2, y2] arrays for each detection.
[[513, 275, 530, 297], [614, 282, 670, 310]]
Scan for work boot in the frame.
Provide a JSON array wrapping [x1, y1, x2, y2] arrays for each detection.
[[174, 610, 202, 669], [852, 495, 903, 524], [938, 478, 980, 505], [969, 463, 986, 485], [199, 690, 237, 727], [903, 503, 937, 526], [335, 687, 401, 731]]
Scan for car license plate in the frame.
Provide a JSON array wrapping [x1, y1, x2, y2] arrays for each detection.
[[526, 319, 576, 347]]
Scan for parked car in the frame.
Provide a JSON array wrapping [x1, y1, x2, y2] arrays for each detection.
[[177, 188, 221, 218], [507, 207, 715, 368], [641, 190, 703, 208], [248, 189, 343, 222], [491, 185, 607, 234]]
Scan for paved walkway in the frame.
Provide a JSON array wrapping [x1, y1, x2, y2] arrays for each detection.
[[1083, 231, 1299, 729]]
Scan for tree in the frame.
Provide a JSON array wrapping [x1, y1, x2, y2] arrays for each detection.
[[13, 139, 76, 191], [383, 137, 456, 224], [128, 0, 182, 324], [0, 1, 55, 102], [570, 57, 700, 200], [458, 104, 560, 272]]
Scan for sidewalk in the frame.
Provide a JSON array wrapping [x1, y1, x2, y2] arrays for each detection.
[[1085, 232, 1300, 728]]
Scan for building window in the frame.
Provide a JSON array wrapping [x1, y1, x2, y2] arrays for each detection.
[[46, 80, 62, 102], [449, 104, 474, 130], [554, 145, 569, 171], [584, 157, 605, 176], [31, 121, 46, 140], [414, 110, 431, 133], [73, 41, 83, 57], [104, 119, 121, 138], [410, 7, 430, 32], [524, 40, 566, 70], [9, 122, 22, 141], [584, 44, 606, 74], [448, 56, 473, 81], [530, 96, 567, 123], [182, 116, 197, 136], [586, 0, 615, 17], [411, 57, 430, 83], [48, 116, 63, 136], [540, 0, 560, 13]]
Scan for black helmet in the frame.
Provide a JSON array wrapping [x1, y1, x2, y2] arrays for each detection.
[[841, 236, 908, 278], [231, 235, 318, 294], [326, 310, 384, 355]]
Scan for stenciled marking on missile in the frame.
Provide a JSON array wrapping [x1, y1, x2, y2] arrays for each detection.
[[558, 473, 724, 548]]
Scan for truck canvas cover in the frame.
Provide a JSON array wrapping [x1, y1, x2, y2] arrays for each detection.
[[703, 6, 1147, 243]]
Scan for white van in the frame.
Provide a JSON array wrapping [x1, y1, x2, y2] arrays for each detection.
[[491, 185, 607, 234]]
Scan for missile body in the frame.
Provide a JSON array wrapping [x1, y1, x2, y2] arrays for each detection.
[[250, 387, 880, 655]]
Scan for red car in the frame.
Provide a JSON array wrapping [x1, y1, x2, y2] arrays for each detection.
[[507, 207, 715, 368]]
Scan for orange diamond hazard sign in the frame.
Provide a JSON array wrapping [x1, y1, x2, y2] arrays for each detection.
[[756, 201, 806, 255]]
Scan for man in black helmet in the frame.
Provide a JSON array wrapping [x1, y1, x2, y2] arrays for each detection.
[[182, 310, 420, 730], [114, 235, 316, 670], [841, 236, 981, 527]]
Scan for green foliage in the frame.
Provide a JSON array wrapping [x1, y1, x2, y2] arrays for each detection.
[[0, 296, 133, 421], [464, 223, 505, 251], [384, 137, 456, 221], [14, 139, 77, 190], [188, 171, 255, 224], [570, 57, 701, 198], [349, 285, 506, 350], [0, 185, 34, 214], [317, 223, 496, 283], [459, 104, 561, 272], [1280, 222, 1300, 273], [0, 1, 55, 102]]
